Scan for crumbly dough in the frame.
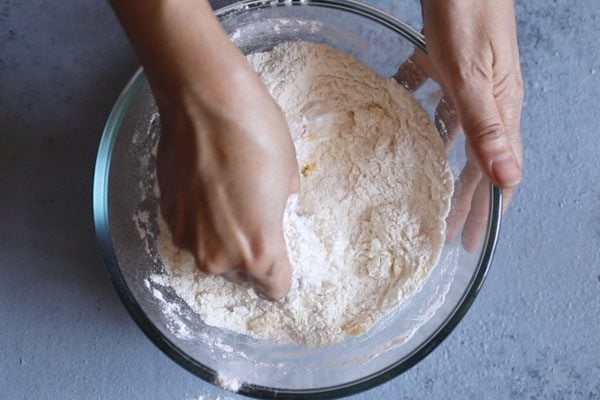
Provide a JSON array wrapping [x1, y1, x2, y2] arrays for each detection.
[[159, 41, 453, 346]]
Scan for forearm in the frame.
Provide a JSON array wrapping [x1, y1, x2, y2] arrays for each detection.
[[110, 0, 249, 107]]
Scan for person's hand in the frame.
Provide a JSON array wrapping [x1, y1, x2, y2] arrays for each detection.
[[110, 0, 299, 299], [396, 0, 524, 251], [156, 64, 299, 300]]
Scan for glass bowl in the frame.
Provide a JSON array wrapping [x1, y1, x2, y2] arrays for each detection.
[[93, 0, 502, 398]]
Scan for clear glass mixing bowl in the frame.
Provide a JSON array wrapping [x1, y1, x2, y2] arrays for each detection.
[[93, 1, 502, 398]]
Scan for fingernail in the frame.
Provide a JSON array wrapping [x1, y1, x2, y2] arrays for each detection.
[[492, 156, 522, 187]]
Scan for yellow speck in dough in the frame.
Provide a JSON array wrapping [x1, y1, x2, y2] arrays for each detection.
[[301, 161, 317, 177], [342, 321, 367, 336], [248, 312, 279, 333]]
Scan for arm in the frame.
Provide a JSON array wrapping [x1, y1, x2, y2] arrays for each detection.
[[110, 0, 255, 113], [110, 0, 299, 299]]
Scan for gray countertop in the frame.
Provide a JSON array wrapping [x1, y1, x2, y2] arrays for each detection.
[[1, 0, 599, 399]]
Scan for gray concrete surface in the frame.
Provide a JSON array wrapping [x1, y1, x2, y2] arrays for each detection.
[[1, 0, 599, 399]]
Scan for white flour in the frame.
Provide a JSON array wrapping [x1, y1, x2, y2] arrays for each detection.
[[158, 42, 453, 346]]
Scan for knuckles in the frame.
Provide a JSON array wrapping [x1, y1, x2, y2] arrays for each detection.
[[467, 119, 505, 143], [167, 220, 280, 279], [238, 236, 279, 278]]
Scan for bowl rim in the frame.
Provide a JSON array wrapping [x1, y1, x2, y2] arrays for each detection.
[[93, 0, 502, 398]]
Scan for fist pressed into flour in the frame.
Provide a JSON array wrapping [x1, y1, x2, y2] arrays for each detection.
[[159, 42, 453, 346]]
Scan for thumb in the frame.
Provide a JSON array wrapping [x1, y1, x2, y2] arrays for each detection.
[[451, 80, 522, 188]]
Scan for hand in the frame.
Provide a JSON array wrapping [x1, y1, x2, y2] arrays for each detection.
[[156, 60, 299, 300], [396, 0, 524, 251], [110, 0, 299, 299]]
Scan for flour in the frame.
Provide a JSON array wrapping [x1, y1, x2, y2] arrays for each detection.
[[158, 41, 453, 346], [214, 374, 242, 392]]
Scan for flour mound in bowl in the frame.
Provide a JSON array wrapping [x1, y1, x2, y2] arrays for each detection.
[[158, 41, 453, 346]]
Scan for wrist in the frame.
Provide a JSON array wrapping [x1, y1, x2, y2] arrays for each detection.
[[153, 58, 262, 123], [113, 0, 249, 108]]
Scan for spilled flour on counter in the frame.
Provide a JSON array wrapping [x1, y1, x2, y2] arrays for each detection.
[[158, 41, 453, 346]]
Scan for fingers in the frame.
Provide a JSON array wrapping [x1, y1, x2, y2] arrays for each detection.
[[446, 155, 482, 244], [247, 228, 292, 301], [396, 53, 462, 149], [395, 52, 428, 92], [158, 178, 195, 251], [450, 78, 522, 189], [394, 49, 441, 92], [461, 178, 491, 253], [495, 74, 525, 172], [250, 256, 292, 301], [435, 96, 461, 150], [184, 228, 291, 300], [186, 218, 292, 300], [221, 270, 247, 284]]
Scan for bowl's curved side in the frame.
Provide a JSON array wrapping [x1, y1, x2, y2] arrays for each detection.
[[93, 70, 223, 386], [239, 187, 501, 399], [93, 1, 503, 399], [216, 0, 426, 51]]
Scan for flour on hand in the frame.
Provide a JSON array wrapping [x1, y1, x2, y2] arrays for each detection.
[[158, 41, 453, 346]]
